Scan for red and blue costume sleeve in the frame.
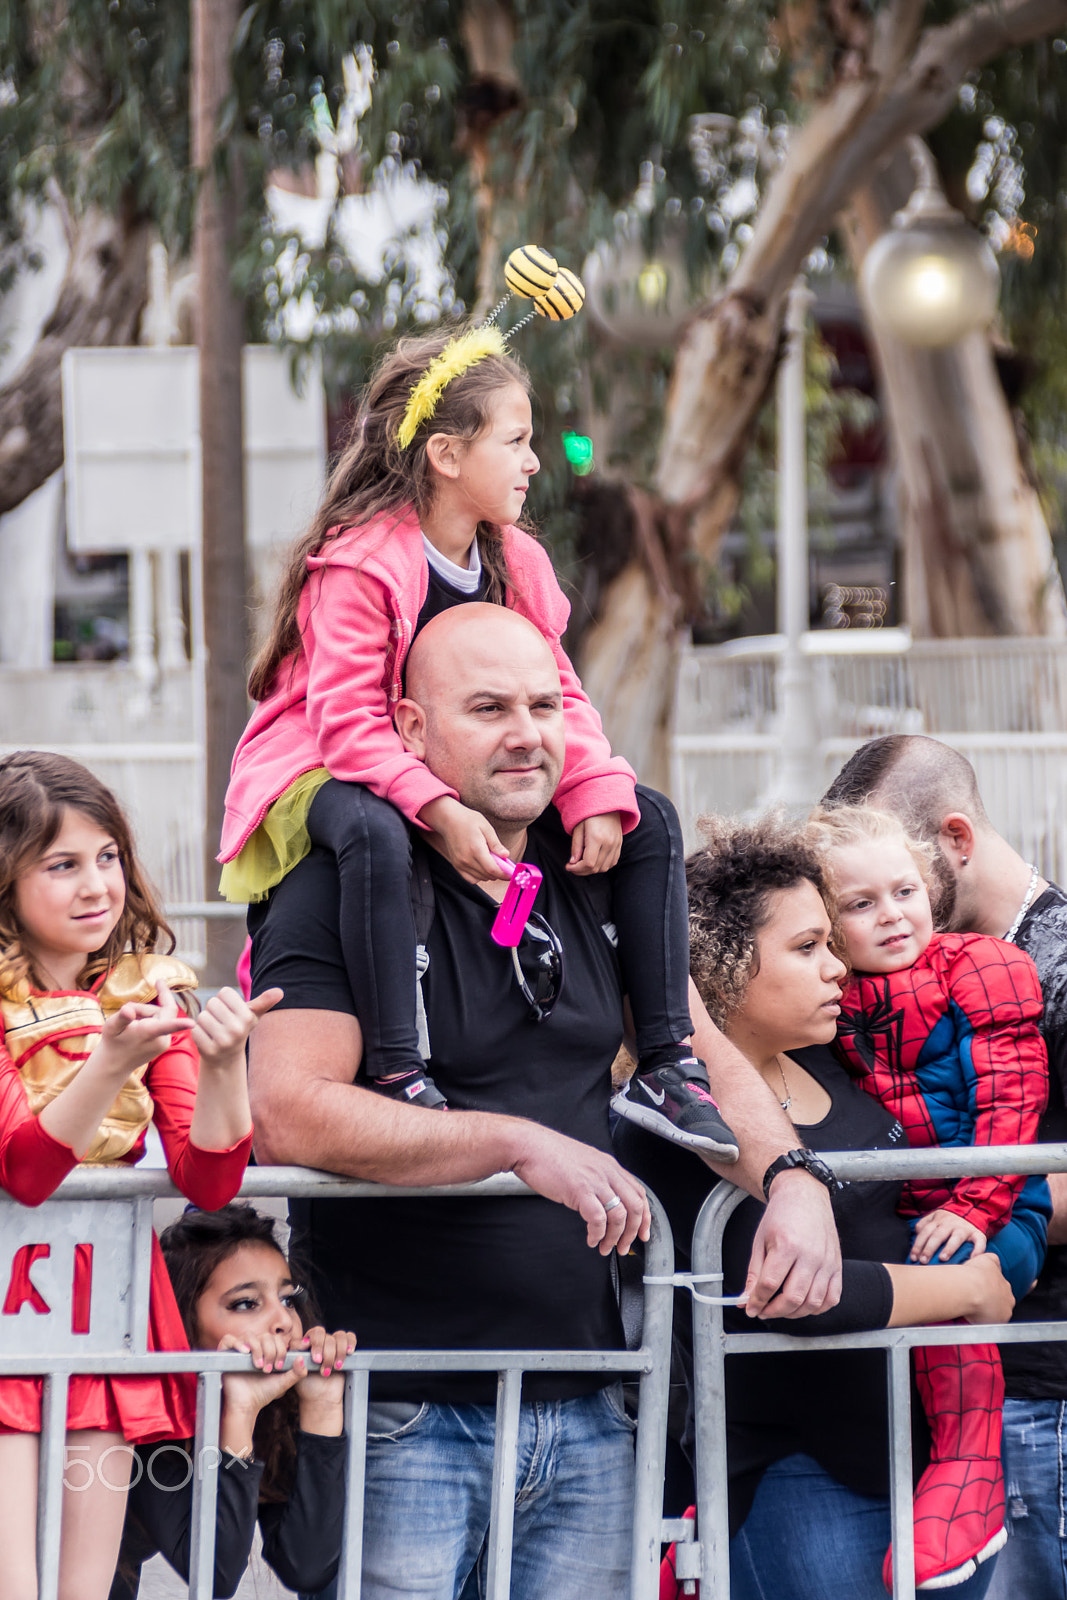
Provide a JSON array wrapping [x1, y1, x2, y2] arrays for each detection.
[[834, 933, 1048, 1234]]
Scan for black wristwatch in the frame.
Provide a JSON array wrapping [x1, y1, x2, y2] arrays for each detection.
[[762, 1148, 844, 1202]]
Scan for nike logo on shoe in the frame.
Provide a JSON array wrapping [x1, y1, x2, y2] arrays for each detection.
[[643, 1084, 666, 1106]]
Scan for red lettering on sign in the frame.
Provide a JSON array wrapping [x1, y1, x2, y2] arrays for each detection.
[[72, 1243, 93, 1334], [2, 1244, 51, 1315]]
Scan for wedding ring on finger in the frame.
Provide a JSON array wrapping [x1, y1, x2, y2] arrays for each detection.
[[603, 1193, 622, 1213]]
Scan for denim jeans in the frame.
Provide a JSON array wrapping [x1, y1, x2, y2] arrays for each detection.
[[729, 1454, 999, 1600], [985, 1398, 1067, 1600], [301, 1386, 636, 1600]]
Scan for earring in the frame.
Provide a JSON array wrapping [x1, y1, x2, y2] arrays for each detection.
[[961, 855, 969, 865]]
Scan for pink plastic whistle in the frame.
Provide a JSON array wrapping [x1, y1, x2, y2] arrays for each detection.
[[489, 854, 543, 946]]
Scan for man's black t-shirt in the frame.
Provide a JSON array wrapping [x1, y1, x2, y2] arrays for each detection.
[[412, 562, 493, 642], [248, 817, 626, 1404], [1000, 883, 1067, 1398]]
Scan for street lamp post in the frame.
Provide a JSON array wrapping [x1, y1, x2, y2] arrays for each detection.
[[861, 139, 1000, 347], [772, 275, 818, 808]]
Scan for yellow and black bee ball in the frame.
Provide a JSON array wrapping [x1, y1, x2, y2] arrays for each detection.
[[534, 267, 586, 322], [504, 245, 559, 299]]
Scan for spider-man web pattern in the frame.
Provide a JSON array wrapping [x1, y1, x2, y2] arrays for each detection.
[[657, 1346, 1009, 1595], [883, 1339, 1007, 1590], [835, 932, 1048, 1233]]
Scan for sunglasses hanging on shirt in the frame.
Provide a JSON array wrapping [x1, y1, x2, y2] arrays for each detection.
[[510, 912, 565, 1024]]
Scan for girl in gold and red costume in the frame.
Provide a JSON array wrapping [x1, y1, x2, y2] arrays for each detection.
[[0, 751, 281, 1600]]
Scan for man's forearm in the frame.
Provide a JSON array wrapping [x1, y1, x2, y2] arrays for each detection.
[[251, 1044, 526, 1185], [266, 1081, 533, 1186], [248, 1009, 650, 1254]]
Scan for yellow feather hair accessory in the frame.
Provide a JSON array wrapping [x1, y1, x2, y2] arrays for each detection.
[[396, 325, 508, 450]]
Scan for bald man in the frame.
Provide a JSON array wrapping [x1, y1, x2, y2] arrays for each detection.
[[248, 607, 842, 1600], [826, 735, 1067, 1599]]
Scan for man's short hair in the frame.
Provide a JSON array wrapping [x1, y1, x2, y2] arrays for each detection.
[[822, 734, 988, 842]]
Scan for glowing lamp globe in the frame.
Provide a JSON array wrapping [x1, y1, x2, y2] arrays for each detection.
[[861, 186, 999, 348]]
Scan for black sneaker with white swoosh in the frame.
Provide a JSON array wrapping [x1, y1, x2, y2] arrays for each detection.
[[611, 1057, 740, 1160], [368, 1067, 448, 1110]]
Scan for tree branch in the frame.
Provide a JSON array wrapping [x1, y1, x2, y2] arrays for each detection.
[[656, 0, 1067, 511], [869, 0, 927, 77], [0, 207, 149, 517], [737, 0, 1067, 312], [899, 0, 1067, 127]]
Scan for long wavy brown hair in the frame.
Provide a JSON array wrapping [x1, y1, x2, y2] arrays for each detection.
[[0, 750, 173, 994], [248, 326, 532, 701], [160, 1204, 312, 1503]]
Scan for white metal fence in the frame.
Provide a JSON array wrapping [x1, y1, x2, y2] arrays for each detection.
[[0, 1167, 675, 1600], [688, 1140, 1067, 1600], [5, 1149, 1067, 1599], [671, 636, 1067, 879], [673, 635, 1067, 740]]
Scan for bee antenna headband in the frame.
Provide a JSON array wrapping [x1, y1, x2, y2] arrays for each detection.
[[395, 245, 586, 450]]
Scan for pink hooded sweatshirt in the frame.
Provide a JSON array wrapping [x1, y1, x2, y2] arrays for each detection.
[[218, 508, 639, 863]]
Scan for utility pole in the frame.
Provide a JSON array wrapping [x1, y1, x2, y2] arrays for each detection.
[[191, 0, 248, 982]]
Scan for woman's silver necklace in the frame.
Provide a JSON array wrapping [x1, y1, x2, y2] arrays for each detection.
[[775, 1056, 792, 1112], [1003, 863, 1039, 945]]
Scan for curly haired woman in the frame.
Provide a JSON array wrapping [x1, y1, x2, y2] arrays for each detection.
[[616, 814, 1010, 1599]]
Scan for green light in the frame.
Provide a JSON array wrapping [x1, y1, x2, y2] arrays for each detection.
[[562, 430, 595, 476]]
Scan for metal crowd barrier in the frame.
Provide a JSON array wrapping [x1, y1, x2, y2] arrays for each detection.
[[0, 1165, 676, 1600], [687, 1142, 1067, 1600]]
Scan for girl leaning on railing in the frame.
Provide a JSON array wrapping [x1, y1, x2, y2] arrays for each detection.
[[0, 751, 279, 1600], [109, 1203, 355, 1600]]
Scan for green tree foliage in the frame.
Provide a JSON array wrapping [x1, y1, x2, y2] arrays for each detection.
[[2, 1, 1065, 569]]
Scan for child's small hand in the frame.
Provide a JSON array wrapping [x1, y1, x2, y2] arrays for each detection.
[[909, 1208, 989, 1264], [192, 985, 283, 1069], [568, 813, 623, 875], [97, 982, 195, 1077], [294, 1327, 356, 1434], [421, 797, 513, 884], [218, 1330, 302, 1418]]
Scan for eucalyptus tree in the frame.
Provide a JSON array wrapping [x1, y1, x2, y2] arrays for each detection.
[[3, 0, 1067, 780]]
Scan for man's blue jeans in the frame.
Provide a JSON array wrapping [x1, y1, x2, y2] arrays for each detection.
[[302, 1385, 636, 1600], [730, 1454, 998, 1600], [986, 1398, 1067, 1600]]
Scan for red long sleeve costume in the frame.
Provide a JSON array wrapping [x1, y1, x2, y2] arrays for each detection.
[[0, 985, 251, 1443]]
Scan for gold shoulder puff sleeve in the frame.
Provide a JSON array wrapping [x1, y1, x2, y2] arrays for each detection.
[[0, 952, 202, 1166], [98, 953, 201, 1017]]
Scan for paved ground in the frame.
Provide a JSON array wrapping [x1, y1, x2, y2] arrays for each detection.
[[139, 1537, 295, 1597]]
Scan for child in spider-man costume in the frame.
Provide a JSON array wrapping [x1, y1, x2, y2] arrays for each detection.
[[811, 805, 1050, 1593]]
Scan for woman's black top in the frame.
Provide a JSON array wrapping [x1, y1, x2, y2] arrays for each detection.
[[614, 1043, 931, 1533], [107, 1429, 346, 1600]]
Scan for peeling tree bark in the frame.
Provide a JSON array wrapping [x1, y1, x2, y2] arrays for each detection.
[[194, 0, 250, 983], [578, 0, 1067, 779], [0, 206, 149, 516], [457, 0, 523, 317]]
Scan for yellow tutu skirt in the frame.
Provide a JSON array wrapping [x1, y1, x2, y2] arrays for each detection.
[[218, 767, 332, 903]]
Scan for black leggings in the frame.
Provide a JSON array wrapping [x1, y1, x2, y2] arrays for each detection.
[[305, 779, 694, 1080]]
